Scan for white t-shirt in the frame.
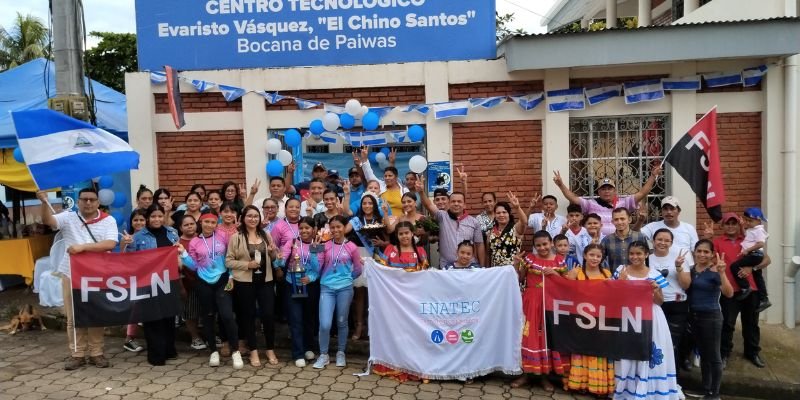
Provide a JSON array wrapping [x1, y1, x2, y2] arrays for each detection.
[[527, 213, 567, 240], [299, 200, 326, 217], [742, 225, 768, 252], [255, 195, 289, 219], [648, 248, 687, 302], [565, 227, 603, 266], [54, 211, 119, 277], [640, 220, 699, 266]]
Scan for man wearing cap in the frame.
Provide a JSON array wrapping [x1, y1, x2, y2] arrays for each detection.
[[289, 162, 341, 200], [325, 169, 345, 199], [346, 167, 366, 215], [553, 166, 662, 236], [640, 196, 699, 266]]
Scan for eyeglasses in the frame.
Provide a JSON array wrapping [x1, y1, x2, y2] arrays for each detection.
[[78, 198, 98, 202], [262, 206, 278, 209]]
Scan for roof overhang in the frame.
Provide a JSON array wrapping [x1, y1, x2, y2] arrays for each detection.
[[498, 18, 800, 72]]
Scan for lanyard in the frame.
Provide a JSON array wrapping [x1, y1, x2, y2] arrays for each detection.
[[201, 233, 217, 261], [332, 240, 348, 266], [300, 240, 310, 265], [284, 218, 299, 239]]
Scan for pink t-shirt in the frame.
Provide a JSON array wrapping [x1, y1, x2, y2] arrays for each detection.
[[579, 195, 637, 236]]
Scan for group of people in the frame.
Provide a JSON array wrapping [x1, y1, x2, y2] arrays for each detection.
[[35, 148, 770, 400]]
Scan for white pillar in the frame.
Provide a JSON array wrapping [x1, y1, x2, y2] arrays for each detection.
[[125, 72, 158, 201], [606, 0, 618, 28], [638, 0, 652, 27], [543, 68, 570, 203], [241, 70, 269, 196], [782, 55, 799, 327], [684, 0, 700, 15], [423, 62, 451, 165], [668, 62, 697, 225]]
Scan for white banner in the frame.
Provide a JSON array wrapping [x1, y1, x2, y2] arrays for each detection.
[[366, 259, 523, 380]]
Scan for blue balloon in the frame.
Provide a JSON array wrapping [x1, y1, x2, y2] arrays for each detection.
[[98, 176, 114, 189], [111, 192, 127, 208], [380, 147, 390, 156], [285, 129, 302, 147], [309, 120, 325, 136], [368, 152, 378, 163], [362, 112, 380, 130], [340, 113, 355, 130], [266, 159, 284, 177], [12, 147, 24, 163], [111, 210, 125, 226], [408, 125, 425, 142]]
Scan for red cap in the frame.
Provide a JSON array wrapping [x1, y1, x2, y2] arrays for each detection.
[[721, 212, 741, 223]]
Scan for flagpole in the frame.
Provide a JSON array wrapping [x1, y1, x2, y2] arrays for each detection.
[[660, 105, 718, 168]]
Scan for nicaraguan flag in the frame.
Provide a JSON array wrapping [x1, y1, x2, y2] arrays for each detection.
[[469, 97, 506, 109], [703, 72, 742, 88], [369, 106, 396, 118], [547, 88, 585, 112], [433, 101, 469, 120], [509, 93, 544, 111], [584, 85, 621, 106], [391, 131, 407, 143], [662, 76, 701, 91], [295, 98, 321, 110], [256, 91, 284, 104], [217, 84, 246, 102], [319, 132, 339, 143], [11, 109, 139, 190], [324, 104, 346, 114], [402, 104, 430, 115], [346, 131, 387, 146], [742, 65, 767, 87], [623, 79, 665, 104], [189, 79, 215, 93], [149, 71, 166, 84]]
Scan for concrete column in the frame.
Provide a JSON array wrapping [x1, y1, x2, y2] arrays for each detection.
[[638, 0, 652, 27], [684, 0, 700, 15], [668, 63, 697, 225], [125, 72, 158, 201], [543, 68, 570, 203], [606, 0, 618, 28], [241, 70, 269, 196], [422, 62, 451, 167]]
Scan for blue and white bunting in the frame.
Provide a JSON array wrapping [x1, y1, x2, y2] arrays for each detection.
[[256, 91, 285, 104], [217, 84, 246, 102], [703, 72, 743, 88], [189, 79, 215, 93], [509, 93, 544, 111], [149, 71, 166, 84], [391, 131, 407, 143], [295, 98, 321, 110], [369, 106, 396, 118], [319, 132, 339, 143], [742, 65, 767, 87], [623, 79, 665, 104], [547, 88, 585, 112], [433, 101, 470, 120], [662, 76, 702, 91], [402, 104, 431, 115], [324, 104, 346, 114], [469, 96, 506, 109], [345, 131, 387, 146], [584, 85, 621, 106]]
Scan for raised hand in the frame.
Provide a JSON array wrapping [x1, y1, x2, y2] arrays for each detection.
[[287, 162, 296, 174], [528, 193, 541, 213], [456, 165, 467, 181], [336, 197, 344, 213], [652, 164, 663, 177], [715, 252, 727, 272], [239, 182, 248, 199], [507, 191, 520, 208], [415, 179, 425, 193], [352, 150, 362, 165], [249, 178, 261, 196], [121, 230, 133, 246], [163, 197, 174, 213], [553, 170, 564, 187], [343, 180, 351, 194], [675, 249, 687, 268], [381, 200, 389, 216], [360, 146, 369, 162], [388, 147, 397, 164], [703, 221, 714, 238]]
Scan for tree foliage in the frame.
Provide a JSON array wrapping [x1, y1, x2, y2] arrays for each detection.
[[84, 31, 137, 93], [0, 13, 51, 71], [496, 12, 528, 41]]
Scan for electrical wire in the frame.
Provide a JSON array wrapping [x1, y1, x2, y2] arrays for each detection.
[[44, 0, 53, 99], [500, 0, 567, 28]]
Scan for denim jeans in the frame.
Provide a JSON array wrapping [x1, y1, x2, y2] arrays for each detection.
[[692, 310, 723, 397], [286, 281, 317, 360], [318, 285, 354, 355]]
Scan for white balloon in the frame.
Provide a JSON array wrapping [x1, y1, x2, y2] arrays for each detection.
[[98, 189, 115, 206], [322, 112, 340, 132], [345, 99, 362, 116], [378, 159, 389, 169], [266, 138, 282, 155], [359, 105, 369, 117], [277, 149, 293, 166], [408, 155, 428, 174], [375, 152, 387, 163]]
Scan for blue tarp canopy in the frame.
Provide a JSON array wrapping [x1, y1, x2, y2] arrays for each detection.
[[0, 58, 127, 148]]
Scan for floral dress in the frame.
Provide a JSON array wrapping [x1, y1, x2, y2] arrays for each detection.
[[488, 226, 522, 267]]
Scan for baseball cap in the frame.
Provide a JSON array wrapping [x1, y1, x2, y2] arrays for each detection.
[[721, 212, 741, 224], [327, 169, 340, 179], [312, 162, 326, 172], [598, 178, 616, 189], [348, 167, 359, 177], [660, 196, 680, 209], [433, 188, 449, 198], [743, 207, 767, 222]]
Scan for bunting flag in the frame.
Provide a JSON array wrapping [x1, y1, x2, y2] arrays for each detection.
[[742, 65, 767, 87], [391, 131, 407, 143], [295, 98, 322, 110], [324, 104, 347, 114], [190, 79, 215, 93], [664, 107, 725, 221], [319, 132, 340, 143], [584, 85, 621, 106], [662, 76, 702, 91], [217, 84, 246, 102], [165, 66, 185, 129], [403, 104, 431, 115], [509, 93, 544, 111], [433, 101, 470, 120], [256, 91, 285, 104], [469, 96, 506, 109], [624, 79, 665, 104], [369, 106, 397, 118], [149, 71, 166, 84], [345, 131, 387, 146], [703, 72, 743, 88], [547, 88, 585, 112]]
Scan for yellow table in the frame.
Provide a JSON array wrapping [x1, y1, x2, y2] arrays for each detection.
[[0, 234, 55, 285]]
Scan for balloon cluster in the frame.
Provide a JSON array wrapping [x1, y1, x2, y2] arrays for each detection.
[[94, 175, 129, 226]]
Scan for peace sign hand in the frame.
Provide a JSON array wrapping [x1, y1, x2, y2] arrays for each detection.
[[343, 180, 351, 194], [388, 147, 397, 164], [703, 221, 715, 238], [352, 150, 362, 165], [121, 230, 133, 246], [456, 165, 467, 180], [240, 182, 248, 199], [528, 193, 541, 213], [249, 178, 261, 196], [360, 146, 369, 161], [553, 170, 564, 187], [675, 249, 687, 268], [715, 252, 727, 272], [507, 191, 520, 208]]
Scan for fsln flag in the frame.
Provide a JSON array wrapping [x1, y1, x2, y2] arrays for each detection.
[[662, 76, 702, 91], [433, 101, 470, 120], [703, 72, 742, 88], [189, 79, 215, 93], [469, 96, 506, 109], [346, 131, 387, 146], [510, 93, 544, 111], [70, 247, 181, 328], [664, 107, 726, 221], [217, 84, 246, 102], [547, 88, 585, 112], [584, 85, 621, 106], [164, 65, 185, 129], [624, 79, 665, 104], [742, 65, 767, 87], [403, 104, 430, 115], [11, 109, 140, 190]]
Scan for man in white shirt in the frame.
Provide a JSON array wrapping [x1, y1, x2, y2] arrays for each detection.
[[37, 188, 118, 370], [527, 195, 567, 243], [300, 178, 327, 217], [640, 196, 699, 266], [255, 176, 290, 219]]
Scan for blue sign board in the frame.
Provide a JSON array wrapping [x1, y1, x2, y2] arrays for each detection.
[[135, 0, 496, 71], [427, 160, 450, 193]]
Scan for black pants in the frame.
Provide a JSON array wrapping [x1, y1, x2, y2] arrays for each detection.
[[285, 281, 317, 360], [142, 317, 176, 366], [234, 280, 276, 350], [692, 310, 724, 397], [720, 293, 761, 359], [197, 275, 238, 354], [730, 253, 767, 296], [661, 300, 691, 374]]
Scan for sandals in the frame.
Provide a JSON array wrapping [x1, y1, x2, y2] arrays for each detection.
[[266, 350, 279, 365], [249, 351, 261, 367], [540, 377, 555, 392], [510, 375, 528, 388]]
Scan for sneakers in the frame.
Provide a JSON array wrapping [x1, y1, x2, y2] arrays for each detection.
[[304, 351, 315, 360], [755, 298, 773, 313], [123, 339, 144, 353], [231, 351, 244, 369], [88, 355, 109, 368], [295, 359, 307, 368], [64, 356, 85, 370], [209, 351, 220, 367], [335, 351, 346, 367], [313, 354, 330, 369], [190, 338, 207, 350]]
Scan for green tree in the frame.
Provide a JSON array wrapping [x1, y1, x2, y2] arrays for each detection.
[[0, 13, 51, 70], [84, 31, 137, 93], [496, 12, 528, 41]]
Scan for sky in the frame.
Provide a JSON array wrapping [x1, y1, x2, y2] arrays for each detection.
[[0, 0, 557, 48]]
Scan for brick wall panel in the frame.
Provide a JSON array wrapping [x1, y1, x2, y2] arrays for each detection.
[[449, 81, 544, 100], [265, 86, 425, 110], [154, 93, 242, 113]]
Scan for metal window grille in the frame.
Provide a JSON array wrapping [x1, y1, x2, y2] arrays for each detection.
[[568, 115, 669, 222], [305, 145, 330, 153]]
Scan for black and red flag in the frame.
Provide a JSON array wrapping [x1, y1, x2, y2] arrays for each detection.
[[70, 246, 181, 328], [165, 65, 185, 129], [664, 107, 726, 221], [544, 276, 653, 361]]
